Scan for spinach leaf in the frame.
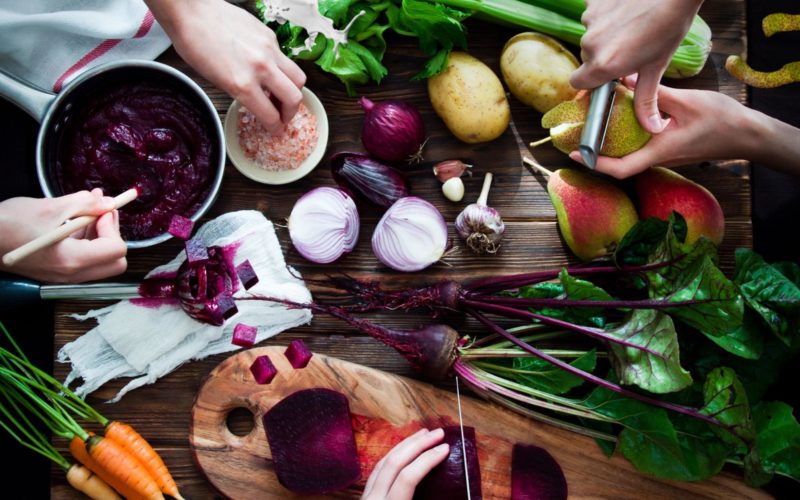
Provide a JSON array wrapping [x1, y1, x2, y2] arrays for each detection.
[[734, 248, 800, 346], [510, 349, 596, 395], [614, 214, 687, 267], [605, 310, 692, 394]]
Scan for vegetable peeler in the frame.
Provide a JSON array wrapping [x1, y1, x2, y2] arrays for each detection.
[[579, 79, 619, 169]]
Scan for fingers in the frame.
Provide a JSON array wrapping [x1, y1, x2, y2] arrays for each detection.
[[386, 442, 450, 500], [570, 61, 616, 90], [239, 87, 282, 132], [363, 428, 446, 500], [634, 63, 669, 133], [262, 66, 304, 125], [569, 149, 656, 180], [276, 55, 307, 89], [54, 189, 115, 221]]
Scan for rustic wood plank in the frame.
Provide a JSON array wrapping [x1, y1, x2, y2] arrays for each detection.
[[51, 0, 754, 497]]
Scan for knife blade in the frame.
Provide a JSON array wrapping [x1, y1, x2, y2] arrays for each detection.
[[455, 376, 471, 500], [579, 79, 619, 169]]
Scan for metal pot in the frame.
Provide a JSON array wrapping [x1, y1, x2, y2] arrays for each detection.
[[0, 60, 225, 248]]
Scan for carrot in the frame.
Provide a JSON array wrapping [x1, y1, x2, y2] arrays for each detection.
[[73, 435, 163, 500], [66, 463, 121, 500], [105, 421, 183, 499]]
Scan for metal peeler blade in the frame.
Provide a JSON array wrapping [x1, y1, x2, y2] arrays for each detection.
[[579, 79, 619, 169]]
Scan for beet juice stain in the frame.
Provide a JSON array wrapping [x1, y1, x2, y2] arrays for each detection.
[[56, 81, 214, 240]]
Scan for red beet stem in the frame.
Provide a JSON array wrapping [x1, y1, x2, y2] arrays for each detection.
[[465, 307, 730, 430], [464, 294, 713, 311]]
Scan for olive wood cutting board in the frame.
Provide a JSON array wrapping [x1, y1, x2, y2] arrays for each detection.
[[189, 347, 767, 499]]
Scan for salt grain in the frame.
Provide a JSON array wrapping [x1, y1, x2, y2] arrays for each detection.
[[238, 103, 319, 171]]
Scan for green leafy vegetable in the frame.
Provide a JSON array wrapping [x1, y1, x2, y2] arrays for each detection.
[[752, 401, 800, 480], [605, 310, 692, 394], [507, 349, 596, 395]]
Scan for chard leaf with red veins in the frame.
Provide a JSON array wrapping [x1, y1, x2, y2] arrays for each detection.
[[605, 310, 692, 394]]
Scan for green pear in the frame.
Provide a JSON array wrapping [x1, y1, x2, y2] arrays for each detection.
[[546, 168, 639, 261], [541, 85, 651, 157], [635, 167, 725, 245]]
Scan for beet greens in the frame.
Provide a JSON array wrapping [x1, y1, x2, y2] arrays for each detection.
[[245, 215, 800, 487]]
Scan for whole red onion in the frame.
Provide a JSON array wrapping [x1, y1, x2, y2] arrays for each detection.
[[359, 96, 426, 163]]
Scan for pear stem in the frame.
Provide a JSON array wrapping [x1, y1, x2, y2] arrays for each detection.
[[476, 172, 493, 206], [530, 136, 552, 148], [522, 157, 553, 177]]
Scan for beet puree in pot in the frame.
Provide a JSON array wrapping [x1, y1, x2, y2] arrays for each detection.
[[56, 81, 215, 240]]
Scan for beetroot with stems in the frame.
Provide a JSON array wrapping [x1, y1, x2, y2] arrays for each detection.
[[359, 96, 425, 163], [176, 245, 237, 326], [250, 355, 277, 384], [263, 388, 360, 494], [511, 444, 567, 500], [232, 323, 257, 348], [235, 259, 259, 290], [284, 339, 313, 368], [168, 214, 194, 240], [414, 426, 482, 500]]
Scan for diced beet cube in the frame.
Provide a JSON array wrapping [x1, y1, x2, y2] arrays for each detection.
[[235, 260, 259, 290], [263, 389, 360, 494], [185, 239, 209, 266], [511, 443, 567, 500], [232, 323, 258, 348], [218, 294, 238, 320], [250, 355, 277, 384], [284, 339, 313, 369], [168, 214, 194, 240]]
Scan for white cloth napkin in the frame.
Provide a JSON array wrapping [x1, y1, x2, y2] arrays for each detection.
[[58, 211, 313, 401], [0, 0, 171, 92]]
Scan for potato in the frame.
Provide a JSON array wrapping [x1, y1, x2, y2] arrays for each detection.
[[427, 51, 510, 144], [501, 32, 580, 113]]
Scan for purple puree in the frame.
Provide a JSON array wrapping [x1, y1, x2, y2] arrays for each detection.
[[57, 81, 214, 240]]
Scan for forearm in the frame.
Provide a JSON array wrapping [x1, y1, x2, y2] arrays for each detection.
[[743, 107, 800, 176]]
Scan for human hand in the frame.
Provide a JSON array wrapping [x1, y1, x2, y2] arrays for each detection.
[[568, 77, 759, 179], [361, 428, 449, 500], [148, 0, 306, 132], [0, 189, 127, 283], [570, 0, 703, 133]]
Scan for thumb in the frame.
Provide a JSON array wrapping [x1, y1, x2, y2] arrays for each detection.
[[54, 189, 115, 220], [570, 62, 613, 90], [634, 63, 668, 134]]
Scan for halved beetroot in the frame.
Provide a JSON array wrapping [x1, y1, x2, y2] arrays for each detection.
[[415, 426, 482, 499], [264, 388, 360, 494], [511, 444, 567, 500]]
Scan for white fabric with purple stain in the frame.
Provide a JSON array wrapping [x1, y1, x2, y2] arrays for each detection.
[[58, 210, 312, 402]]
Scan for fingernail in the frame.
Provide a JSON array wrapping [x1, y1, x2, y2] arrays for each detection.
[[569, 151, 584, 164], [434, 443, 449, 452], [648, 114, 665, 133], [429, 428, 444, 438]]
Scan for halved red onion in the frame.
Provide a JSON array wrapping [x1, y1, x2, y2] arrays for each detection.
[[371, 197, 448, 272], [288, 187, 360, 264]]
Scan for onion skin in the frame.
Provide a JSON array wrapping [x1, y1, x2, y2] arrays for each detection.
[[331, 152, 410, 209], [288, 187, 360, 264], [359, 97, 426, 163]]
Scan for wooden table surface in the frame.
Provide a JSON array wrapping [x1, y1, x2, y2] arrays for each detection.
[[51, 1, 754, 497]]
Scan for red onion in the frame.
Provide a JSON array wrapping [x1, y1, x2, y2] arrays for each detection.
[[359, 97, 426, 163], [331, 152, 410, 209], [288, 187, 360, 264], [372, 197, 448, 272]]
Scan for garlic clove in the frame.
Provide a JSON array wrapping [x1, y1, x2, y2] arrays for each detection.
[[442, 177, 465, 202]]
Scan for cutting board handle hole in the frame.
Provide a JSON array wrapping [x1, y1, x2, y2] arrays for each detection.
[[225, 406, 256, 437]]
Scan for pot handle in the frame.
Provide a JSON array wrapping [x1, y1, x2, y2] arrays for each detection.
[[0, 70, 54, 122]]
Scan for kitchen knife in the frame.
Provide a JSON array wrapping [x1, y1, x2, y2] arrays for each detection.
[[455, 376, 472, 500], [579, 79, 619, 169], [0, 275, 140, 312]]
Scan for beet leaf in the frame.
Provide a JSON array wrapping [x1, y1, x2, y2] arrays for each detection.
[[604, 310, 692, 394]]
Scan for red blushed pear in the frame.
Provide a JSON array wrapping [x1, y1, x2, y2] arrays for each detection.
[[528, 162, 639, 261], [635, 167, 725, 245]]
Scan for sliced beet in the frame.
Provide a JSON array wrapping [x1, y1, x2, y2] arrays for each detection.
[[168, 214, 194, 240], [414, 426, 482, 500], [235, 259, 259, 290], [263, 388, 360, 494], [250, 355, 277, 384], [284, 339, 313, 368], [185, 238, 209, 266], [511, 444, 567, 500], [232, 323, 258, 348]]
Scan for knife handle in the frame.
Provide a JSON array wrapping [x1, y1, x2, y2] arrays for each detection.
[[0, 275, 42, 312]]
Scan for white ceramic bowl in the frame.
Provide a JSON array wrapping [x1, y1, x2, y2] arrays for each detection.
[[224, 87, 328, 185]]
